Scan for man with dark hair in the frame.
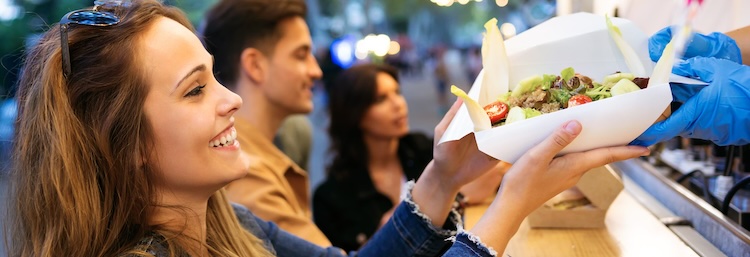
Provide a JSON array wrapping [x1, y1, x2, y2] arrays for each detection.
[[201, 0, 329, 246]]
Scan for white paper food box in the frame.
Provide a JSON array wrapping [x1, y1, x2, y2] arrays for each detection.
[[439, 13, 685, 163]]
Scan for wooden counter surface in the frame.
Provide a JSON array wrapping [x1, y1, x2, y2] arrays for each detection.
[[464, 192, 698, 257]]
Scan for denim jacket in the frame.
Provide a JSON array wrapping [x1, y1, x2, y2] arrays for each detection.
[[133, 183, 497, 257]]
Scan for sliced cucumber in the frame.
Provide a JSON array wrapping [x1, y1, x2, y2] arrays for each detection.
[[610, 79, 641, 96], [602, 73, 635, 88], [505, 106, 526, 124], [524, 108, 542, 119]]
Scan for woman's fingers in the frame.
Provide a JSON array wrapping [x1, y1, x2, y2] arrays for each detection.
[[523, 121, 582, 163], [434, 98, 463, 141], [556, 145, 649, 173]]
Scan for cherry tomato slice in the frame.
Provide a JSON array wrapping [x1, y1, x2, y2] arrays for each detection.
[[484, 101, 509, 124], [568, 94, 592, 108]]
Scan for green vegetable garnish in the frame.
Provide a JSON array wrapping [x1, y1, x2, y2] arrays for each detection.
[[602, 72, 635, 88], [523, 108, 542, 119], [511, 75, 544, 97], [550, 88, 572, 107], [561, 67, 575, 82], [497, 92, 512, 104], [611, 79, 641, 96]]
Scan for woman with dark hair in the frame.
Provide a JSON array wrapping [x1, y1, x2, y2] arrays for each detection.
[[314, 64, 506, 251]]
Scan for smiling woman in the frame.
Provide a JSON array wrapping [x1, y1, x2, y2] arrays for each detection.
[[7, 1, 649, 257], [8, 1, 271, 256], [140, 16, 249, 199]]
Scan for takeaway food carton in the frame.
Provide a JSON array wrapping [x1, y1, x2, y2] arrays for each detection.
[[439, 13, 702, 163], [526, 165, 623, 228]]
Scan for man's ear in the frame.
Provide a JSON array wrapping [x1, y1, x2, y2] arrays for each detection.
[[240, 48, 267, 85]]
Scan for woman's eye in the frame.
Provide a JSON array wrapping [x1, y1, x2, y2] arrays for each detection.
[[185, 85, 206, 98]]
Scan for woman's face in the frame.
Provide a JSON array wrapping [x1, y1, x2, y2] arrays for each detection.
[[360, 72, 409, 140], [140, 17, 247, 197]]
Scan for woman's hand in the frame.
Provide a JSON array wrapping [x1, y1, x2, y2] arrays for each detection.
[[412, 99, 501, 227], [460, 162, 508, 205], [470, 120, 650, 254], [431, 99, 501, 192], [498, 121, 648, 215]]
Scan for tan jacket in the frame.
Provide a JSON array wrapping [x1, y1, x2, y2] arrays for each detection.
[[225, 118, 331, 247]]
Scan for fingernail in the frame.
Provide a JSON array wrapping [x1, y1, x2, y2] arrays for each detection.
[[564, 121, 581, 135], [641, 148, 651, 156]]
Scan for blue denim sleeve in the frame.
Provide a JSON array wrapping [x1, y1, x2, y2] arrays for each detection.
[[233, 180, 495, 257], [442, 233, 497, 257], [357, 198, 458, 257], [234, 201, 461, 257], [361, 181, 500, 257], [232, 203, 345, 257]]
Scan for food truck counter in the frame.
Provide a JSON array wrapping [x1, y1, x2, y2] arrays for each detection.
[[463, 160, 745, 256]]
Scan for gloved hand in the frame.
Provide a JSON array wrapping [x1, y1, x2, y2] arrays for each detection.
[[632, 57, 750, 146], [649, 26, 742, 63]]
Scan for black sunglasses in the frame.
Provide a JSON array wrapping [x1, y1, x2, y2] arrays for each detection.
[[59, 1, 127, 79]]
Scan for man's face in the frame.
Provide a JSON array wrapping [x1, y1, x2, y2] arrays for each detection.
[[262, 17, 322, 115]]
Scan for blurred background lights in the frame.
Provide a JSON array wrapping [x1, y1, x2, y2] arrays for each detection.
[[388, 41, 401, 55], [354, 33, 399, 59], [355, 39, 370, 60], [496, 0, 508, 7], [432, 0, 454, 7], [330, 36, 356, 69], [431, 0, 489, 7], [500, 22, 517, 38], [372, 34, 391, 57], [0, 0, 21, 21]]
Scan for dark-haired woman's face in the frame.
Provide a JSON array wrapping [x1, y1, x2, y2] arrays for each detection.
[[360, 72, 409, 140], [141, 17, 248, 197]]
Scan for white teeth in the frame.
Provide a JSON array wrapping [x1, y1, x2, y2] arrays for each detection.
[[211, 128, 238, 147]]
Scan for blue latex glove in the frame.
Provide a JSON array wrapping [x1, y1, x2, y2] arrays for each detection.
[[649, 26, 742, 63], [632, 57, 750, 146]]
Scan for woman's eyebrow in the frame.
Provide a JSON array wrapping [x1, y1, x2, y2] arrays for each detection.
[[172, 64, 207, 94]]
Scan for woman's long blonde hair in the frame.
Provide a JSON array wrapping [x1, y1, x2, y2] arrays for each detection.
[[8, 1, 272, 256]]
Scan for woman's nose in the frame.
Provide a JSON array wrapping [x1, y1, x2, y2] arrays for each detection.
[[217, 83, 242, 116], [391, 95, 406, 110]]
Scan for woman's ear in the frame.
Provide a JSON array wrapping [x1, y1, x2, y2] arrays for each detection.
[[135, 149, 145, 170], [135, 143, 149, 170], [240, 48, 267, 85]]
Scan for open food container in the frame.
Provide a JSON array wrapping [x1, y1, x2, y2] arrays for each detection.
[[438, 12, 694, 163]]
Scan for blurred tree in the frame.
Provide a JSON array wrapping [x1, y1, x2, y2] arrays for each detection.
[[381, 0, 434, 33], [318, 0, 344, 17], [168, 0, 219, 25], [1, 0, 91, 97], [0, 0, 221, 98], [0, 0, 548, 97]]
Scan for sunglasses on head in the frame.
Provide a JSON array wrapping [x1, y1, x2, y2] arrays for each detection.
[[60, 1, 131, 79]]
